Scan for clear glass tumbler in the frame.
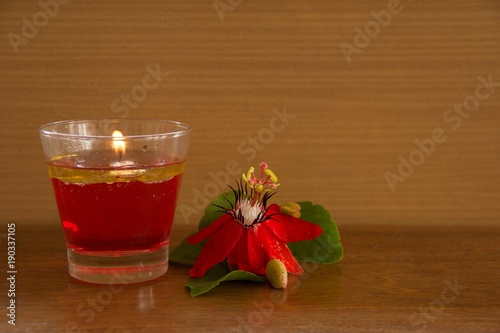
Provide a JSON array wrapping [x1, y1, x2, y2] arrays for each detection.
[[40, 119, 191, 284]]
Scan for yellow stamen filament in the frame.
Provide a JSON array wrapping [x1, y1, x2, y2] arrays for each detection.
[[264, 168, 278, 183], [246, 167, 254, 181]]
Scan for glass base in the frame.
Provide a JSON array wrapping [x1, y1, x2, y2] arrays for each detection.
[[67, 245, 169, 284]]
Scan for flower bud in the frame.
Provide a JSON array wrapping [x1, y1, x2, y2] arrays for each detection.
[[266, 259, 288, 289], [280, 202, 301, 218]]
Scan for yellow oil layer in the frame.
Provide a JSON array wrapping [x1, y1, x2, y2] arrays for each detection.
[[48, 162, 185, 184]]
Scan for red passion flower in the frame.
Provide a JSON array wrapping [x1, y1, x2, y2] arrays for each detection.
[[186, 163, 323, 278]]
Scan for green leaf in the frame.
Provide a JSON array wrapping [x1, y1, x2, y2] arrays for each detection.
[[185, 263, 265, 296], [169, 234, 204, 266], [288, 201, 343, 264], [198, 191, 235, 230]]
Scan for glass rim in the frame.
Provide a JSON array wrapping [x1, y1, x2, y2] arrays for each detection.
[[39, 119, 191, 140]]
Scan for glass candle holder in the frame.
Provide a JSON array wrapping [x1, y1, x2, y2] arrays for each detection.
[[40, 119, 191, 284]]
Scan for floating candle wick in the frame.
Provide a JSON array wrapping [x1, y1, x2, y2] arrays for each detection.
[[112, 130, 126, 162]]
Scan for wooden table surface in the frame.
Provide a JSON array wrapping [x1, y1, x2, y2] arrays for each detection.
[[3, 222, 499, 333]]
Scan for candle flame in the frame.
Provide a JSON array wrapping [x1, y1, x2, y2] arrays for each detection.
[[112, 130, 125, 160]]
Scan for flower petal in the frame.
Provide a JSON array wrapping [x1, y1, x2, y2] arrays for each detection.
[[246, 224, 272, 275], [265, 204, 323, 243], [189, 218, 244, 278], [186, 214, 233, 245], [246, 224, 303, 275], [260, 223, 304, 274], [227, 229, 252, 272]]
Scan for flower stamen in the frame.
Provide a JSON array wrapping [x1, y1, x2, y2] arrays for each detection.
[[242, 162, 280, 206]]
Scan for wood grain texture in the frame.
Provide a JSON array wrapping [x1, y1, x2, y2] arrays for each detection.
[[2, 223, 499, 332], [0, 0, 499, 226]]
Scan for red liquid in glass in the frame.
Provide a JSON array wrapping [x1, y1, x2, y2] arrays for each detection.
[[49, 158, 183, 253]]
